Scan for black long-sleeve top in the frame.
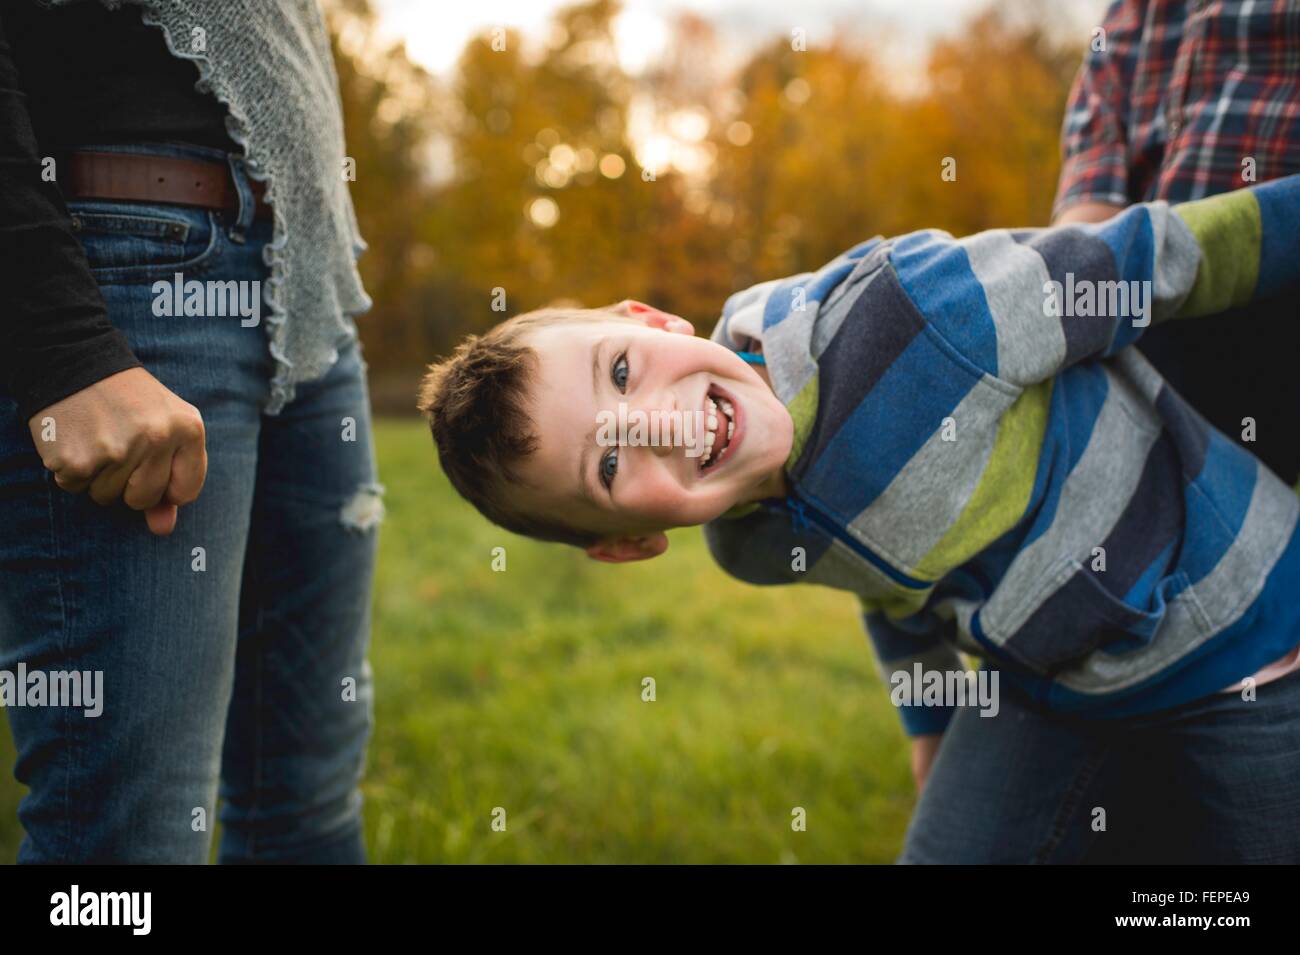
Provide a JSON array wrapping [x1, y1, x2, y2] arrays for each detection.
[[0, 1, 235, 424]]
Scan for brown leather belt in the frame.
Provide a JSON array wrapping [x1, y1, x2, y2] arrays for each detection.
[[64, 150, 272, 221]]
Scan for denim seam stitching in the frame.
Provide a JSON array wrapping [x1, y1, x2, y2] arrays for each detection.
[[68, 210, 192, 241], [80, 208, 222, 284], [1031, 742, 1109, 863], [43, 472, 75, 860]]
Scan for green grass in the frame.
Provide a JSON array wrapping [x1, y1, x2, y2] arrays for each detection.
[[0, 418, 914, 863]]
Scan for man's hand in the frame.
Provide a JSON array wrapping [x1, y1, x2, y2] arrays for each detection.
[[910, 733, 944, 793], [27, 367, 207, 536]]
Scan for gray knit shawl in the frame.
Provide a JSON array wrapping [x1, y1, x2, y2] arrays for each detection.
[[45, 0, 372, 413]]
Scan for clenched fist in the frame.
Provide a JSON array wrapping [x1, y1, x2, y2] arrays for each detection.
[[28, 367, 208, 536]]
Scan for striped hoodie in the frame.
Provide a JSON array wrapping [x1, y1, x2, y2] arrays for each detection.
[[703, 174, 1300, 737]]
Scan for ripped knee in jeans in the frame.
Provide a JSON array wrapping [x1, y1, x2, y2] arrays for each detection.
[[339, 482, 385, 533]]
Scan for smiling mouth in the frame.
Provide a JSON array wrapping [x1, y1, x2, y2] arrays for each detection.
[[698, 385, 736, 472]]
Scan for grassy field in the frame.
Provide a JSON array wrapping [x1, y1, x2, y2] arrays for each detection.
[[0, 418, 915, 863]]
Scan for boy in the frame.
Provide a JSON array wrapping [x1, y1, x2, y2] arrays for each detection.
[[419, 173, 1300, 862]]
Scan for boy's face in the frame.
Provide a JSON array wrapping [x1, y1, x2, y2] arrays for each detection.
[[514, 304, 793, 562]]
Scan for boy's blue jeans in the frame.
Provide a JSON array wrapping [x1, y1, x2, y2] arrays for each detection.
[[0, 142, 378, 863], [899, 666, 1300, 863]]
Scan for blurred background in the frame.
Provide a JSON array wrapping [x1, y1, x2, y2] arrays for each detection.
[[1, 0, 1110, 863], [339, 0, 1105, 411]]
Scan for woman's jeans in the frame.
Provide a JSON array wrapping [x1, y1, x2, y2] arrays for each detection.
[[0, 142, 379, 863], [899, 665, 1300, 863]]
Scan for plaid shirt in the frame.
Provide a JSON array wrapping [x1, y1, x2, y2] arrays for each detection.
[[1054, 0, 1300, 218]]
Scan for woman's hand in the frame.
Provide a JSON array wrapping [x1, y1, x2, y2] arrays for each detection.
[[27, 367, 208, 536]]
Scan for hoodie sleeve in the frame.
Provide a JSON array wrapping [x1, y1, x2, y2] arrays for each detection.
[[861, 604, 967, 738], [885, 172, 1300, 390]]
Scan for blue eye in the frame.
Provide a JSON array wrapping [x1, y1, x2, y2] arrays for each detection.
[[600, 447, 619, 489], [612, 352, 629, 391]]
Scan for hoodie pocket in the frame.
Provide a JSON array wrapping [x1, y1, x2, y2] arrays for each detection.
[[995, 556, 1197, 676]]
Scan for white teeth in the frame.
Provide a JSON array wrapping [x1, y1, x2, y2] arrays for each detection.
[[717, 398, 735, 442], [700, 391, 737, 471]]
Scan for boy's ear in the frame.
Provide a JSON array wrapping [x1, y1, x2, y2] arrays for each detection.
[[585, 532, 670, 563], [610, 300, 694, 336]]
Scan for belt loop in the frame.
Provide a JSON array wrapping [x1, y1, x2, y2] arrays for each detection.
[[226, 153, 256, 242]]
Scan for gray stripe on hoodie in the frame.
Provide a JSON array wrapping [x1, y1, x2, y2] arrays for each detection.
[[1058, 457, 1299, 693], [849, 379, 1011, 571], [963, 229, 1068, 386]]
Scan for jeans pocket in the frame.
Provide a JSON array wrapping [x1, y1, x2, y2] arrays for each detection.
[[68, 200, 221, 284], [999, 556, 1191, 676]]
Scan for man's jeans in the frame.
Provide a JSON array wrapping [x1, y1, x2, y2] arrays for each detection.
[[899, 666, 1300, 863], [0, 142, 379, 863]]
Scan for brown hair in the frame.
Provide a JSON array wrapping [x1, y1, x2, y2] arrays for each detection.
[[417, 307, 631, 548]]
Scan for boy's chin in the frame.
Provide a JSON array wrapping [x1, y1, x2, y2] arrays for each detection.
[[700, 492, 758, 524]]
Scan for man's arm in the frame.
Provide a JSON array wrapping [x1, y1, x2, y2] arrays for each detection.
[[1053, 200, 1125, 226], [1052, 0, 1149, 222], [0, 11, 207, 535]]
